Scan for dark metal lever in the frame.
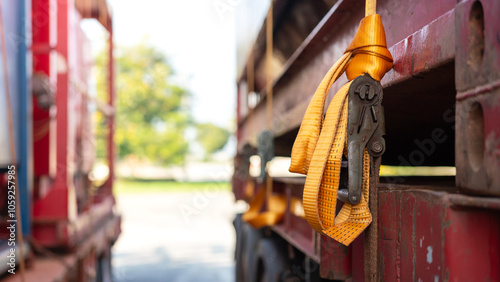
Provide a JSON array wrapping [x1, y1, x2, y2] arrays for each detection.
[[338, 74, 386, 205]]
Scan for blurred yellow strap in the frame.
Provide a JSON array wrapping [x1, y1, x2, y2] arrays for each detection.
[[289, 14, 393, 246], [243, 0, 282, 230], [242, 182, 286, 229]]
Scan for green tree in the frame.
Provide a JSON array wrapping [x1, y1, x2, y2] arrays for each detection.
[[196, 123, 230, 160], [94, 43, 191, 165]]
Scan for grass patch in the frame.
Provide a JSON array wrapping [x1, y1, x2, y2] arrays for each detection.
[[114, 179, 231, 194]]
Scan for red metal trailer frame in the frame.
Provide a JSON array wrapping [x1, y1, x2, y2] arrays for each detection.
[[233, 0, 500, 280], [1, 0, 121, 280], [31, 0, 119, 250]]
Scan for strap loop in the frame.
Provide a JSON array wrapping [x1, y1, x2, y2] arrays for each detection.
[[289, 14, 393, 246]]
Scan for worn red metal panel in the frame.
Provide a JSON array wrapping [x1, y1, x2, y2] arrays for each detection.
[[455, 0, 500, 196], [378, 188, 500, 281], [444, 206, 500, 281], [377, 191, 399, 281], [351, 234, 365, 282], [455, 0, 500, 92], [398, 192, 415, 282], [414, 194, 443, 282], [456, 89, 500, 196], [383, 9, 455, 87], [235, 179, 498, 281], [319, 235, 351, 280]]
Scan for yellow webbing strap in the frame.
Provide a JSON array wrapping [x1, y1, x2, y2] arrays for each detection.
[[242, 180, 304, 228], [289, 14, 393, 246], [243, 0, 286, 229], [242, 180, 287, 228]]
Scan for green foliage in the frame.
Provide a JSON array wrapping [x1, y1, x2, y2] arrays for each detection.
[[196, 123, 230, 159], [94, 43, 191, 165]]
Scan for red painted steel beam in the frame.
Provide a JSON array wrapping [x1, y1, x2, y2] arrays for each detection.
[[32, 0, 119, 247], [33, 0, 73, 221], [378, 187, 500, 281], [382, 9, 455, 87], [32, 0, 56, 178], [33, 197, 116, 247], [237, 0, 457, 152]]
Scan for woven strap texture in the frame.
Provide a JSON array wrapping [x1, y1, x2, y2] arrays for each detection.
[[289, 14, 393, 246]]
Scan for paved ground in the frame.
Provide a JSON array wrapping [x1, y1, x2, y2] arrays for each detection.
[[112, 190, 238, 282]]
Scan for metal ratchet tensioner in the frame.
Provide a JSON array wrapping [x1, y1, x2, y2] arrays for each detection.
[[338, 74, 386, 205]]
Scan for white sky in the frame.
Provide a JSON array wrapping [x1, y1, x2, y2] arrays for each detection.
[[85, 0, 237, 129]]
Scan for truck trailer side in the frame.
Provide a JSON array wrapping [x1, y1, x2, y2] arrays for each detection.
[[233, 0, 500, 281], [0, 1, 120, 281]]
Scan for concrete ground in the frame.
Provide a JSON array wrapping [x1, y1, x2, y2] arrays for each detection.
[[112, 190, 238, 282]]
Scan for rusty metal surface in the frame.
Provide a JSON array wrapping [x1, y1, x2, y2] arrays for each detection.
[[443, 205, 500, 281], [233, 176, 500, 281], [447, 193, 500, 210], [456, 88, 500, 196], [378, 188, 500, 281], [454, 0, 500, 92], [233, 177, 500, 281], [455, 0, 500, 196]]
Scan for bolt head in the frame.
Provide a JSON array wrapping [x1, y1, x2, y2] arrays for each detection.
[[372, 142, 383, 153]]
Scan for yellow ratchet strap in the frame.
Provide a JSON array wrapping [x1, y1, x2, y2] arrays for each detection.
[[242, 181, 287, 229], [242, 180, 305, 229], [289, 14, 393, 246]]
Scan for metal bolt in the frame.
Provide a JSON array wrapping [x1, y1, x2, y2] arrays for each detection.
[[351, 195, 357, 201], [372, 141, 383, 153]]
